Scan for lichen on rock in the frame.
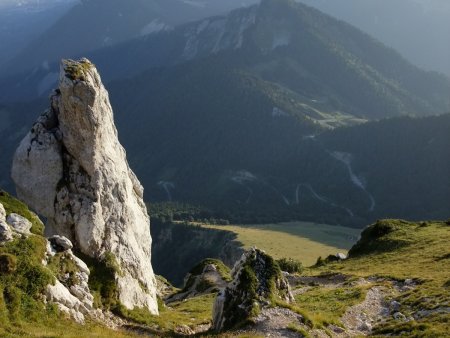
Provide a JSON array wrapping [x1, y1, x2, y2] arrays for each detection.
[[212, 248, 293, 332], [11, 58, 158, 314]]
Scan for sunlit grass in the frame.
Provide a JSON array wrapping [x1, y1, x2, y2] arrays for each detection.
[[201, 221, 361, 266]]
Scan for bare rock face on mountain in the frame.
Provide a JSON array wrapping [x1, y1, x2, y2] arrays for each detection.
[[212, 248, 293, 332], [11, 58, 158, 314]]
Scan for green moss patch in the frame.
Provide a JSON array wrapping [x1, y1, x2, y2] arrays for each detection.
[[63, 59, 93, 81]]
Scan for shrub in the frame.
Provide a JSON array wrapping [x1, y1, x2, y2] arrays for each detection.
[[0, 254, 17, 274], [277, 258, 303, 274], [314, 256, 325, 267], [76, 251, 119, 310]]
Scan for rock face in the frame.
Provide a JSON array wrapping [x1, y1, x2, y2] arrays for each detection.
[[11, 58, 158, 314], [212, 248, 293, 332], [45, 237, 95, 324]]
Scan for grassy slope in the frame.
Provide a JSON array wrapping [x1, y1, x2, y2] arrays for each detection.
[[202, 222, 361, 266], [302, 220, 450, 336], [0, 191, 142, 337]]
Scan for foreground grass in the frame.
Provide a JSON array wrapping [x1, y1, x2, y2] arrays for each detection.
[[0, 318, 142, 338], [294, 285, 369, 328], [202, 221, 360, 266], [120, 293, 215, 333], [308, 220, 450, 336]]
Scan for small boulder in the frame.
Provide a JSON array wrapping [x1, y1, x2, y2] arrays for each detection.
[[174, 325, 195, 335], [336, 253, 347, 260], [393, 312, 407, 321], [49, 235, 74, 252], [46, 240, 57, 257], [0, 221, 13, 243], [6, 213, 32, 235], [390, 300, 401, 313]]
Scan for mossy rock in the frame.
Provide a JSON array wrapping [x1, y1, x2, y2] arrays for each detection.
[[181, 258, 231, 294], [0, 190, 44, 235], [214, 248, 292, 331], [63, 59, 93, 81]]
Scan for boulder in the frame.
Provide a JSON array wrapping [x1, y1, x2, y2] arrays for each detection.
[[6, 213, 32, 235], [336, 253, 347, 260], [212, 248, 293, 332], [12, 58, 158, 314], [49, 235, 73, 251]]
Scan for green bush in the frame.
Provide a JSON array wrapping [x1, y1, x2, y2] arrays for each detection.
[[47, 253, 80, 288], [277, 258, 303, 274], [0, 254, 17, 274], [314, 256, 325, 267]]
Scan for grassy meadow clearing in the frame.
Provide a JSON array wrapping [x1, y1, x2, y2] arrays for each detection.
[[201, 221, 362, 266]]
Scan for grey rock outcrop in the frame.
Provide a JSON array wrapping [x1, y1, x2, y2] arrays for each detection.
[[212, 248, 293, 332], [12, 58, 158, 314], [46, 279, 89, 324], [6, 213, 32, 235], [44, 238, 94, 323], [49, 235, 74, 251]]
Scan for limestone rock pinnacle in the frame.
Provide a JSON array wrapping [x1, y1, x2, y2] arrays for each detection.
[[12, 58, 158, 314]]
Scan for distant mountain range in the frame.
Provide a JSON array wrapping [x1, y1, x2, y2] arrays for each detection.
[[1, 0, 449, 226], [298, 0, 450, 77], [0, 0, 76, 66], [0, 0, 257, 75]]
